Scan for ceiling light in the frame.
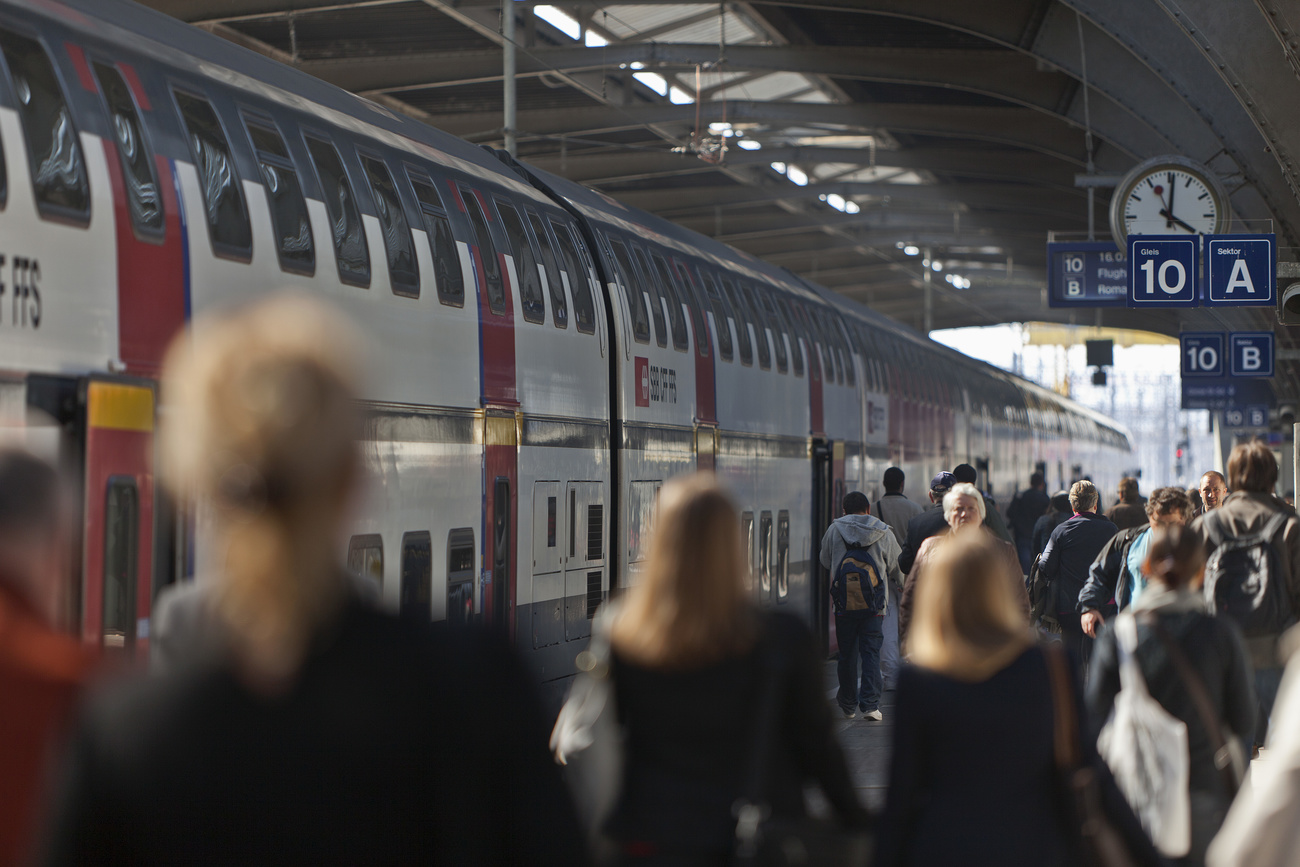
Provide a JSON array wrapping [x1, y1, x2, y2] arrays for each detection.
[[770, 161, 787, 174], [633, 71, 667, 96], [737, 139, 761, 150], [786, 165, 808, 186], [584, 30, 607, 47], [669, 87, 694, 104], [931, 261, 943, 272], [903, 245, 920, 256], [534, 5, 581, 39]]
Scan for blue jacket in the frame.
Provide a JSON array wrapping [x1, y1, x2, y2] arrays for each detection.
[[1036, 512, 1118, 616]]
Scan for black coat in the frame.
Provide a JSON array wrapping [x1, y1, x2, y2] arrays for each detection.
[[875, 647, 1162, 867], [42, 601, 587, 867], [1008, 488, 1051, 542], [1032, 512, 1068, 561], [1077, 525, 1147, 616], [899, 507, 948, 575], [1037, 513, 1118, 616], [607, 613, 866, 855]]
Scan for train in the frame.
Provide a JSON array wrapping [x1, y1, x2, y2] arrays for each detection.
[[0, 0, 1130, 686]]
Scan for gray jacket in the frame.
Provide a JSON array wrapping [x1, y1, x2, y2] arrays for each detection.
[[875, 493, 923, 548], [819, 513, 904, 613]]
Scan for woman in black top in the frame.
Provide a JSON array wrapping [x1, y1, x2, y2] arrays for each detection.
[[603, 474, 867, 863], [876, 533, 1162, 867], [1088, 524, 1256, 866], [42, 297, 585, 866]]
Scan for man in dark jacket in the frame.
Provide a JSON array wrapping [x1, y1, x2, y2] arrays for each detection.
[[898, 472, 956, 575], [1037, 480, 1116, 665], [1078, 486, 1192, 635], [1032, 491, 1072, 561], [1007, 472, 1051, 573], [952, 463, 1013, 543], [1193, 441, 1300, 745], [1105, 477, 1147, 531]]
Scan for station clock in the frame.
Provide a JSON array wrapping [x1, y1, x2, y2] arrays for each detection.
[[1108, 155, 1230, 249]]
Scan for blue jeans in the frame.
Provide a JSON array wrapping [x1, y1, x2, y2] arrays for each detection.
[[880, 603, 900, 690], [835, 611, 883, 712], [1255, 665, 1285, 746]]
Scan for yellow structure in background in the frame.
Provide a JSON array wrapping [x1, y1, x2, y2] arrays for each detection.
[[1020, 323, 1178, 348]]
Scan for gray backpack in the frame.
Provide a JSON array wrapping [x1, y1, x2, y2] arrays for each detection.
[[1202, 510, 1296, 638]]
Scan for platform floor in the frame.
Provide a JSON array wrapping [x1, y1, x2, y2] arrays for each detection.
[[824, 661, 893, 812]]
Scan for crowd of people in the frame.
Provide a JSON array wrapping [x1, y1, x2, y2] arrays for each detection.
[[2, 293, 1300, 867]]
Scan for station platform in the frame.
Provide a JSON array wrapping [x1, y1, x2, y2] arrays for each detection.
[[824, 661, 893, 812]]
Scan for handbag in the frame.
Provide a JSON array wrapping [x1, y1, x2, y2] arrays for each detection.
[[1095, 613, 1192, 857], [550, 604, 624, 864], [1146, 617, 1245, 796], [732, 636, 871, 867], [1043, 643, 1141, 867]]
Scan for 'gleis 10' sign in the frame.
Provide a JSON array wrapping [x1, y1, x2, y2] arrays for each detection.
[[1126, 233, 1276, 307]]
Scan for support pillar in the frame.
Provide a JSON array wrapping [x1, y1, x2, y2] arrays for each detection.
[[502, 2, 517, 157]]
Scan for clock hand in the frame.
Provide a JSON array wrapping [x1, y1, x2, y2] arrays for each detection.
[[1167, 178, 1176, 229], [1159, 208, 1198, 234]]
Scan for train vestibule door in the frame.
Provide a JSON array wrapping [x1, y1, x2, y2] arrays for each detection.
[[811, 439, 834, 655], [81, 379, 156, 664]]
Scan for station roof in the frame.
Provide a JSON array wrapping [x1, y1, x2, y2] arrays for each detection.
[[147, 0, 1300, 400]]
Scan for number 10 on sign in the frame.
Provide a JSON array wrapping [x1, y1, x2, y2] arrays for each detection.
[[1128, 237, 1199, 307], [1180, 332, 1224, 378]]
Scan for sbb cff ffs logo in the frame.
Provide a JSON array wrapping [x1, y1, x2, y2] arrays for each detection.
[[634, 357, 677, 407]]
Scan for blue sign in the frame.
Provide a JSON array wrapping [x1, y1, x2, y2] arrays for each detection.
[[1046, 242, 1127, 307], [1230, 331, 1275, 377], [1180, 331, 1225, 378], [1181, 378, 1276, 411], [1129, 236, 1199, 307], [1206, 234, 1275, 307], [1223, 405, 1270, 428]]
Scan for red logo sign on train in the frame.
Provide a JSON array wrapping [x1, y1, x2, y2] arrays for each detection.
[[635, 357, 650, 407]]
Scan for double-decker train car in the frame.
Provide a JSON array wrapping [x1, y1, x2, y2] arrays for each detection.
[[0, 0, 1129, 686]]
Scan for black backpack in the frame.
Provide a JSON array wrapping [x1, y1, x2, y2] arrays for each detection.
[[1202, 510, 1296, 638], [831, 541, 887, 615]]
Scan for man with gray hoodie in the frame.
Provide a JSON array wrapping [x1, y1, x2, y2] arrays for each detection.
[[820, 491, 904, 721]]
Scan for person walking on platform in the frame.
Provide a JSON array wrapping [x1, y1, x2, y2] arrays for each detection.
[[898, 482, 1028, 648], [876, 533, 1162, 867], [594, 474, 868, 862], [820, 492, 902, 719], [42, 297, 585, 867], [1199, 471, 1230, 512], [1032, 491, 1072, 562], [1079, 487, 1192, 639], [1036, 481, 1116, 668], [1192, 441, 1300, 749], [898, 472, 956, 575], [0, 450, 91, 867], [1007, 472, 1051, 574], [952, 463, 1013, 543], [1088, 525, 1256, 867], [874, 468, 921, 691], [1107, 477, 1149, 531]]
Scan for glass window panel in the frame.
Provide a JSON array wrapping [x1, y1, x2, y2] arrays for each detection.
[[360, 154, 418, 297], [607, 237, 649, 344], [648, 251, 689, 351], [721, 276, 754, 366], [102, 478, 138, 650], [245, 117, 314, 275], [460, 186, 505, 314], [400, 531, 432, 622], [304, 135, 369, 287], [93, 62, 161, 234], [627, 244, 666, 347], [174, 91, 250, 257], [495, 198, 544, 324], [672, 261, 709, 358], [739, 283, 771, 370], [526, 209, 566, 327], [758, 291, 789, 374], [407, 172, 464, 307], [550, 217, 595, 334]]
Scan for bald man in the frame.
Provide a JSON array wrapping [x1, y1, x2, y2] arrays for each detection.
[[1199, 471, 1229, 511]]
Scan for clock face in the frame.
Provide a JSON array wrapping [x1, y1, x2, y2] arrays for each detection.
[[1109, 157, 1228, 248]]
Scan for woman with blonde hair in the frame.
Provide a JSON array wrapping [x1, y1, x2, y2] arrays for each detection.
[[44, 295, 584, 866], [875, 534, 1161, 867], [600, 473, 866, 863], [897, 481, 1027, 647]]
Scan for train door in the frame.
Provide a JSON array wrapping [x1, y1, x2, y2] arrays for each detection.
[[530, 481, 564, 650], [81, 378, 155, 663], [811, 439, 834, 654], [563, 481, 605, 644], [484, 412, 518, 637]]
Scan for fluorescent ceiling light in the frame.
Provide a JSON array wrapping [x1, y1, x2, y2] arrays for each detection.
[[669, 87, 694, 104], [534, 5, 580, 39], [584, 30, 607, 46], [786, 165, 808, 186], [737, 139, 761, 150], [633, 71, 668, 96]]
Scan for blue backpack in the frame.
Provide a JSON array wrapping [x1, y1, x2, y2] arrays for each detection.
[[831, 541, 887, 615]]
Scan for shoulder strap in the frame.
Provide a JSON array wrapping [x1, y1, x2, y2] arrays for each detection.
[[1043, 644, 1081, 772], [1145, 617, 1240, 797]]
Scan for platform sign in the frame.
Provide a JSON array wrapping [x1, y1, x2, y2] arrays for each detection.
[[1128, 236, 1199, 307], [1224, 405, 1270, 428], [1046, 242, 1127, 307], [1229, 331, 1275, 378], [1206, 234, 1275, 307], [1181, 377, 1275, 410], [1180, 332, 1225, 378]]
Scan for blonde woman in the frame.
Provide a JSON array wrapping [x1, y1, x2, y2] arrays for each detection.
[[874, 534, 1161, 867], [897, 481, 1027, 647], [603, 473, 866, 864], [43, 296, 583, 866]]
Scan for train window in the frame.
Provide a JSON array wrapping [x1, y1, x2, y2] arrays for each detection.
[[347, 534, 383, 595], [304, 135, 369, 287], [93, 62, 161, 236], [174, 90, 251, 258], [719, 278, 752, 366], [605, 236, 649, 344], [526, 209, 566, 327], [758, 291, 788, 374], [807, 306, 836, 383], [446, 528, 475, 626], [834, 317, 856, 386], [569, 224, 601, 334], [626, 244, 666, 347], [549, 217, 595, 334], [243, 116, 314, 276], [738, 283, 771, 370], [777, 510, 790, 601], [741, 511, 755, 594], [460, 186, 506, 314], [672, 261, 709, 358], [759, 511, 773, 599], [102, 477, 138, 651], [586, 503, 603, 561], [698, 269, 733, 362], [0, 31, 88, 222], [777, 298, 805, 378], [647, 251, 689, 351], [407, 170, 464, 307], [495, 198, 545, 324], [359, 153, 418, 297], [399, 530, 432, 622]]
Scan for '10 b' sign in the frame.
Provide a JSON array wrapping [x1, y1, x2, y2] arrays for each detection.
[[1180, 331, 1274, 379]]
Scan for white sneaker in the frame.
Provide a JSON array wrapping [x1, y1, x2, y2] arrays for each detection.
[[841, 707, 856, 719], [862, 709, 883, 722]]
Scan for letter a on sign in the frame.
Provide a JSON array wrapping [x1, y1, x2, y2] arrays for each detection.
[[1225, 258, 1256, 295]]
